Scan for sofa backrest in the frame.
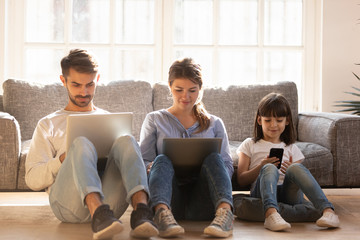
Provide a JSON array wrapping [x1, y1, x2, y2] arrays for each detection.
[[3, 79, 68, 141], [153, 81, 298, 141], [94, 80, 153, 140], [3, 79, 298, 142], [2, 79, 153, 141]]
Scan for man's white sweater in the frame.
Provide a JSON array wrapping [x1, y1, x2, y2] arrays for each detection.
[[25, 108, 107, 192]]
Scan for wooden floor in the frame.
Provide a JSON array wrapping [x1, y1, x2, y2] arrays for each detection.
[[0, 189, 359, 240]]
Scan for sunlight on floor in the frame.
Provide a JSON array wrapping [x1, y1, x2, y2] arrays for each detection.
[[0, 192, 49, 206], [0, 188, 359, 206]]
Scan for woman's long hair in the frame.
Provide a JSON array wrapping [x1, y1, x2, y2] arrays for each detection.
[[168, 58, 210, 133]]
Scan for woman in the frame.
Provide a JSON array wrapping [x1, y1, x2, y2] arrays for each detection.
[[140, 58, 234, 238]]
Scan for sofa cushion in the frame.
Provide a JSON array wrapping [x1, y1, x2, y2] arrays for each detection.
[[295, 142, 334, 186], [203, 82, 298, 142], [3, 79, 68, 141], [233, 193, 321, 222], [153, 81, 299, 142], [298, 112, 360, 187], [94, 80, 153, 141], [152, 82, 172, 110], [3, 79, 153, 141]]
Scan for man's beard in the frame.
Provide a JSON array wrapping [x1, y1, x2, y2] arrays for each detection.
[[68, 91, 93, 108]]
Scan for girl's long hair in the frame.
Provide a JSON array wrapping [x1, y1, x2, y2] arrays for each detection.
[[253, 93, 296, 145], [168, 58, 210, 133]]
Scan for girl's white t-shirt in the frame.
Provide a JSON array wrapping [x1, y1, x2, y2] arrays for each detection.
[[237, 138, 305, 191]]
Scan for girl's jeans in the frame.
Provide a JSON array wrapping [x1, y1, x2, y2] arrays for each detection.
[[49, 135, 149, 223], [251, 163, 334, 214], [148, 153, 233, 221]]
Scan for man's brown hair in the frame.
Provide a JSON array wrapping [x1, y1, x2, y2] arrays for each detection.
[[60, 49, 98, 79]]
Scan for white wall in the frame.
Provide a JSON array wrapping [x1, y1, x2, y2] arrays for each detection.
[[321, 0, 360, 113]]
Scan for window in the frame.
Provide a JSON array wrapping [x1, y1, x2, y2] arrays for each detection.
[[6, 0, 159, 84], [168, 0, 304, 90], [3, 0, 318, 111]]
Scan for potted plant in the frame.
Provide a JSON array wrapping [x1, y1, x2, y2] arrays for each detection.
[[335, 65, 360, 115]]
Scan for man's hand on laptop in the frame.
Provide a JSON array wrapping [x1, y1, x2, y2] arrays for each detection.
[[59, 153, 66, 163]]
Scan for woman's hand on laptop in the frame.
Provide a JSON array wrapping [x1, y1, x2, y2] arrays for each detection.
[[59, 153, 66, 163]]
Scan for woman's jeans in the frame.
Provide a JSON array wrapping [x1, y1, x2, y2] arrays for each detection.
[[251, 163, 334, 214], [148, 153, 233, 221], [49, 135, 149, 223]]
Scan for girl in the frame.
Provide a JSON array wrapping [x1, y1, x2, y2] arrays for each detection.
[[236, 92, 340, 231], [140, 58, 234, 238]]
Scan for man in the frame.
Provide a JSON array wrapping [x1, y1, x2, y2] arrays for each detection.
[[25, 49, 158, 239]]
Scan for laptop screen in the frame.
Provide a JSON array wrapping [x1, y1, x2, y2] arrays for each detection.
[[66, 112, 133, 158], [162, 138, 222, 178]]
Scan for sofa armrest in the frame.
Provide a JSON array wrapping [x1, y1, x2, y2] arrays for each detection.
[[298, 112, 360, 187], [0, 112, 21, 190]]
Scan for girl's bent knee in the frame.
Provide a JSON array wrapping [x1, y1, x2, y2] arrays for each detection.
[[286, 163, 305, 175], [262, 163, 278, 172]]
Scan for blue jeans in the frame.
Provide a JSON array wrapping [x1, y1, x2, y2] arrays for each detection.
[[148, 153, 233, 221], [49, 135, 149, 223], [251, 163, 334, 214]]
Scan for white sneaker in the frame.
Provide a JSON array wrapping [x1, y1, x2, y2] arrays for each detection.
[[264, 212, 291, 231], [316, 211, 340, 228]]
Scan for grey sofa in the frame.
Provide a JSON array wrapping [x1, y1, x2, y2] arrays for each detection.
[[1, 79, 360, 191]]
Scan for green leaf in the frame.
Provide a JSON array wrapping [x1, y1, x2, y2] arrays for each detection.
[[353, 72, 360, 81], [335, 109, 360, 115], [334, 70, 360, 115], [340, 107, 360, 110], [349, 86, 360, 91], [334, 100, 360, 105], [344, 91, 360, 97]]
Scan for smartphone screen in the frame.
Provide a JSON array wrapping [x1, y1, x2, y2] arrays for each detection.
[[269, 148, 284, 169]]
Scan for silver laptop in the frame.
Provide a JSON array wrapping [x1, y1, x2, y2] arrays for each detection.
[[66, 112, 133, 158], [162, 138, 222, 178]]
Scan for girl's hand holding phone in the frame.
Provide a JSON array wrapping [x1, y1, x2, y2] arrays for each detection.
[[280, 156, 293, 174], [261, 155, 281, 168]]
